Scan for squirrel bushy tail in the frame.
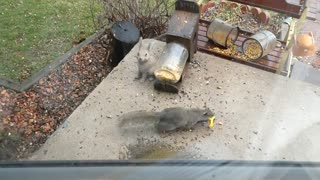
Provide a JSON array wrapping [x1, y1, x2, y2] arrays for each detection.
[[118, 110, 160, 134]]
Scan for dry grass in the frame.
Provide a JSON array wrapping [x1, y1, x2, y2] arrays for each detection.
[[98, 0, 175, 38]]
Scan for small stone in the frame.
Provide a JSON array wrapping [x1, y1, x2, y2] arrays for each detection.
[[218, 122, 223, 125], [253, 131, 258, 135], [234, 135, 238, 140], [217, 86, 222, 89], [28, 119, 34, 124], [107, 115, 112, 119], [8, 132, 11, 136], [206, 81, 210, 85]]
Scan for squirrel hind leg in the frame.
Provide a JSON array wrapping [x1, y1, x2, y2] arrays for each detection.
[[139, 73, 147, 82], [185, 121, 199, 130], [147, 74, 155, 81], [135, 71, 143, 80]]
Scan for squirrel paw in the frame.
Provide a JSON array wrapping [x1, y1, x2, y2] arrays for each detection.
[[134, 76, 141, 81], [148, 76, 155, 81]]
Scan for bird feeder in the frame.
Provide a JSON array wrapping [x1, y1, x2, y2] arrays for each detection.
[[242, 30, 277, 60], [207, 18, 239, 48], [154, 0, 200, 92]]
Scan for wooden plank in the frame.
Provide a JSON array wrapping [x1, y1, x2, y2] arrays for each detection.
[[199, 22, 209, 27], [269, 51, 283, 57], [198, 30, 207, 36], [167, 11, 199, 39], [273, 47, 284, 52], [203, 39, 282, 62], [237, 36, 246, 41], [198, 35, 209, 42], [235, 41, 242, 46], [256, 59, 279, 68], [204, 43, 281, 64], [263, 55, 281, 63], [198, 46, 278, 72], [197, 40, 207, 47], [199, 26, 207, 31], [200, 42, 280, 66]]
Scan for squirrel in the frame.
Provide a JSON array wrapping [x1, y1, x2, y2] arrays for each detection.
[[118, 107, 214, 133], [135, 37, 157, 82], [134, 37, 180, 93]]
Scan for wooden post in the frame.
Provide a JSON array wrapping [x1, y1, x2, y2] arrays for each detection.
[[111, 21, 140, 66]]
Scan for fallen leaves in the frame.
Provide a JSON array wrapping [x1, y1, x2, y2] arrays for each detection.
[[1, 90, 8, 95], [0, 33, 113, 159]]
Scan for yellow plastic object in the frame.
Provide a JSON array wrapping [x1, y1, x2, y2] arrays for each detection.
[[208, 116, 215, 128]]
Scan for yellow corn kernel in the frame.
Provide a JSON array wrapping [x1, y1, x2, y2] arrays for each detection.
[[208, 116, 215, 128]]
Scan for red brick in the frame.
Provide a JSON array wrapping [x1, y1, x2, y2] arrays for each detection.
[[251, 7, 262, 17], [259, 11, 270, 24], [207, 1, 215, 8], [240, 4, 250, 14]]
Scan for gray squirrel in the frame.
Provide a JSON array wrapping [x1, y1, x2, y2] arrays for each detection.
[[135, 37, 157, 81], [134, 38, 180, 93], [118, 107, 214, 133]]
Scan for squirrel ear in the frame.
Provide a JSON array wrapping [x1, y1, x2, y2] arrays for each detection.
[[203, 108, 213, 116], [147, 42, 153, 51], [138, 37, 143, 49]]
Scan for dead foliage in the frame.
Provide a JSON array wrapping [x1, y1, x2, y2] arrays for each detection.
[[98, 0, 174, 38]]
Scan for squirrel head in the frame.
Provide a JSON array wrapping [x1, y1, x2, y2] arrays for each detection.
[[137, 37, 153, 63], [202, 108, 214, 118]]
